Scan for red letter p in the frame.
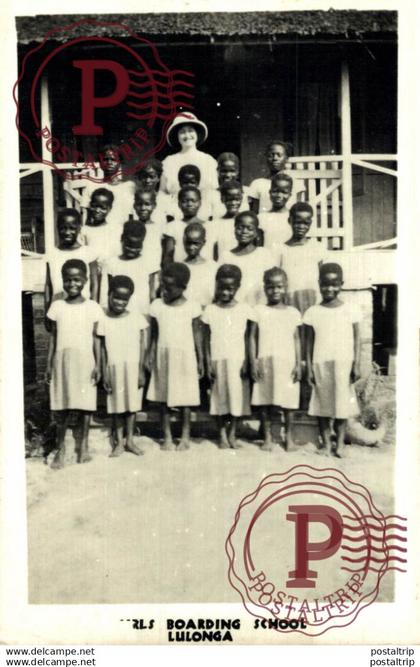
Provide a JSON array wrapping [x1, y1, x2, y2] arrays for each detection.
[[286, 505, 343, 588], [72, 60, 130, 135]]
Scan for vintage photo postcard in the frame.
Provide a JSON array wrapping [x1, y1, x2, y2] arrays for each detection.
[[0, 0, 419, 647]]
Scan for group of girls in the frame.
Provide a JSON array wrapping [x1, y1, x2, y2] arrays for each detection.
[[44, 113, 361, 469]]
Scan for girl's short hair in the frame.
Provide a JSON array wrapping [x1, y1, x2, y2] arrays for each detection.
[[289, 202, 314, 219], [61, 258, 87, 277], [263, 266, 288, 285], [91, 188, 114, 205], [162, 262, 191, 288], [319, 262, 343, 282], [140, 158, 163, 176], [122, 220, 146, 241], [216, 263, 242, 285], [184, 222, 206, 240], [134, 185, 157, 203], [178, 164, 201, 183], [220, 179, 243, 196], [217, 152, 240, 167], [178, 185, 201, 200], [109, 274, 135, 295], [265, 140, 294, 158], [234, 210, 259, 227], [271, 173, 293, 188], [57, 208, 81, 227]]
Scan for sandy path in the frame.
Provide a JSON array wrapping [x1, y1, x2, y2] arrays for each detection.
[[27, 423, 395, 605]]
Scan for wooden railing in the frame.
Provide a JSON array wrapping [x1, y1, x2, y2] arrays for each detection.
[[20, 154, 397, 254]]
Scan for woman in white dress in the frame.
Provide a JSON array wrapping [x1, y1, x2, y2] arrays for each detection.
[[160, 113, 218, 196]]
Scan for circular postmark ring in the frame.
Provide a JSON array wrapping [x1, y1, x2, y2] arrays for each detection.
[[13, 18, 195, 181], [226, 464, 407, 636]]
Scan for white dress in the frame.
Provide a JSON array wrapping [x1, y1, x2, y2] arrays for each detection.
[[97, 310, 149, 413], [252, 305, 302, 409], [141, 222, 164, 270], [202, 302, 255, 416], [100, 254, 160, 314], [279, 240, 327, 314], [147, 298, 202, 407], [220, 247, 278, 305], [81, 223, 121, 265], [248, 175, 306, 212], [47, 299, 103, 411], [183, 260, 218, 307], [212, 217, 237, 258], [47, 246, 97, 301], [303, 303, 362, 419], [259, 210, 291, 249], [160, 151, 218, 196]]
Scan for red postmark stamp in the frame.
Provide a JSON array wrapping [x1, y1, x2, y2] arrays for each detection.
[[226, 465, 407, 636], [14, 18, 195, 181]]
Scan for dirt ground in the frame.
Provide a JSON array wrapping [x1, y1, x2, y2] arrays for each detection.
[[26, 404, 396, 605]]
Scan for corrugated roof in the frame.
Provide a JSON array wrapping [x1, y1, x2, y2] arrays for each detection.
[[16, 10, 397, 44]]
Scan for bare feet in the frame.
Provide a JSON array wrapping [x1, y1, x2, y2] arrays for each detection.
[[125, 441, 144, 456], [78, 450, 92, 464], [229, 437, 242, 450], [219, 429, 230, 449], [161, 439, 175, 451], [261, 439, 274, 452], [51, 449, 65, 470], [285, 434, 295, 452], [177, 439, 190, 451], [110, 443, 124, 458], [331, 444, 342, 458]]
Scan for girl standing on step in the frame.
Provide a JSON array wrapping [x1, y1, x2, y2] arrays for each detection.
[[251, 267, 302, 452], [304, 262, 361, 458], [46, 259, 102, 469], [202, 264, 256, 449], [146, 263, 204, 451], [98, 275, 149, 458]]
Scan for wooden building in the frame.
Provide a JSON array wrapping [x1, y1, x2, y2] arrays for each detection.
[[17, 10, 397, 385]]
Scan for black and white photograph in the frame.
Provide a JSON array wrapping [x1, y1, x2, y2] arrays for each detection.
[[1, 2, 418, 647]]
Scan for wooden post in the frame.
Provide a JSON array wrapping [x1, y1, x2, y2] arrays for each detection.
[[41, 75, 55, 254], [340, 60, 353, 250]]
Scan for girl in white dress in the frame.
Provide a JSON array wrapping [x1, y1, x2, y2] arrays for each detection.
[[220, 211, 277, 305], [80, 145, 136, 227], [100, 221, 159, 314], [207, 153, 250, 220], [98, 275, 149, 458], [259, 174, 293, 250], [168, 164, 213, 221], [136, 158, 173, 226], [45, 209, 98, 312], [162, 186, 211, 264], [146, 263, 204, 451], [251, 268, 302, 451], [248, 140, 305, 213], [46, 259, 102, 469], [304, 263, 362, 458], [278, 202, 326, 315], [212, 180, 244, 260], [81, 188, 121, 268], [182, 223, 218, 307], [133, 186, 164, 270], [202, 264, 256, 449]]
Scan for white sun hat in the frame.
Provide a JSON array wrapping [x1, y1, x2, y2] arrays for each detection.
[[166, 113, 209, 148]]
